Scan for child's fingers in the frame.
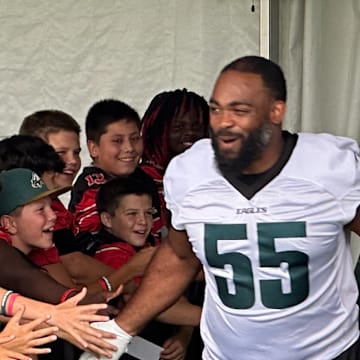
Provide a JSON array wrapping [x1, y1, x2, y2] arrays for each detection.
[[63, 287, 87, 306], [105, 285, 123, 302], [29, 326, 59, 339], [3, 350, 32, 360], [22, 315, 53, 331], [7, 305, 26, 325], [26, 333, 58, 350], [0, 334, 15, 345]]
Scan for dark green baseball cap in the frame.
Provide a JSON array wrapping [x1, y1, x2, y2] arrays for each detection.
[[0, 168, 72, 216]]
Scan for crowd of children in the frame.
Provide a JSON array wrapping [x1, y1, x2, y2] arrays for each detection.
[[0, 88, 209, 359]]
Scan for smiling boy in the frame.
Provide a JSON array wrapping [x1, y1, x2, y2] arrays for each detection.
[[83, 176, 198, 360], [92, 177, 155, 272], [19, 109, 82, 188], [69, 99, 163, 244], [0, 168, 71, 256]]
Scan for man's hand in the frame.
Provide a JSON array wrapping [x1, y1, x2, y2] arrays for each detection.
[[79, 319, 132, 360]]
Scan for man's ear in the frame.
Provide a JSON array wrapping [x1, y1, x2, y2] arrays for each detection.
[[270, 100, 286, 126], [87, 139, 99, 159], [100, 212, 112, 229], [0, 215, 17, 235]]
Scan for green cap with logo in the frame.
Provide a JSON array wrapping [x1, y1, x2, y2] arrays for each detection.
[[0, 168, 72, 216]]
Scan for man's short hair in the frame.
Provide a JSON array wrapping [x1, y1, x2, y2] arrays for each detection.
[[221, 55, 287, 102]]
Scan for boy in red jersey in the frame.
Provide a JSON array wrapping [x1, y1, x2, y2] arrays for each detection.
[[69, 99, 164, 245], [81, 176, 200, 360]]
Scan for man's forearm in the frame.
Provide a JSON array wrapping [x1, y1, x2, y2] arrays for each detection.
[[155, 296, 201, 326], [114, 241, 201, 335]]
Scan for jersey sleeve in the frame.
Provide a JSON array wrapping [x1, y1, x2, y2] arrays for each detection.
[[337, 141, 360, 224], [164, 139, 215, 230], [296, 133, 360, 225]]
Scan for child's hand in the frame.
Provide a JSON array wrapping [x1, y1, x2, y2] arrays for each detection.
[[160, 326, 193, 360], [45, 286, 120, 356], [160, 335, 186, 360], [0, 306, 58, 355], [0, 346, 33, 360]]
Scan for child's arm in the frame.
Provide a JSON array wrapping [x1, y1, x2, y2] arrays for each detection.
[[60, 252, 113, 284], [62, 247, 157, 295], [0, 241, 68, 304], [0, 288, 118, 357], [0, 306, 58, 356], [42, 262, 79, 289]]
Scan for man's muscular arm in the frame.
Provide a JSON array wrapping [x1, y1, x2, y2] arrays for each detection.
[[115, 226, 201, 335], [79, 227, 201, 360]]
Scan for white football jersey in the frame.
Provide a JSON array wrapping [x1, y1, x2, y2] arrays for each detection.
[[164, 133, 360, 360]]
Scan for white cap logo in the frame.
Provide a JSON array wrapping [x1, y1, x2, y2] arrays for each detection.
[[30, 172, 44, 189]]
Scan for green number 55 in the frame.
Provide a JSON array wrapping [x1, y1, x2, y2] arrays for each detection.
[[204, 222, 309, 309]]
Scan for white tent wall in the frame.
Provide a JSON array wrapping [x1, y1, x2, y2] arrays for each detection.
[[275, 0, 360, 263], [0, 0, 260, 155], [277, 0, 360, 139]]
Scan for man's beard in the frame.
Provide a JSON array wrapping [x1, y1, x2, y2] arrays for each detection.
[[211, 122, 273, 175]]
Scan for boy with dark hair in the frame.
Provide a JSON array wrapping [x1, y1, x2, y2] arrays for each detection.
[[69, 100, 199, 359], [69, 99, 163, 242], [82, 176, 199, 360], [19, 109, 81, 188], [94, 177, 155, 270]]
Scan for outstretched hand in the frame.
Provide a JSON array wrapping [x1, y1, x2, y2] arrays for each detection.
[[0, 347, 33, 360], [46, 287, 110, 348], [80, 285, 123, 317], [0, 306, 58, 355]]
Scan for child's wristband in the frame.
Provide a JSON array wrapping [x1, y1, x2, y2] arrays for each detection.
[[98, 276, 113, 292], [60, 288, 78, 303], [1, 290, 14, 316], [6, 293, 19, 316]]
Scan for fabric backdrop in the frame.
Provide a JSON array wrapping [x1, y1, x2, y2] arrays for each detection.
[[0, 0, 260, 145], [277, 0, 360, 260]]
